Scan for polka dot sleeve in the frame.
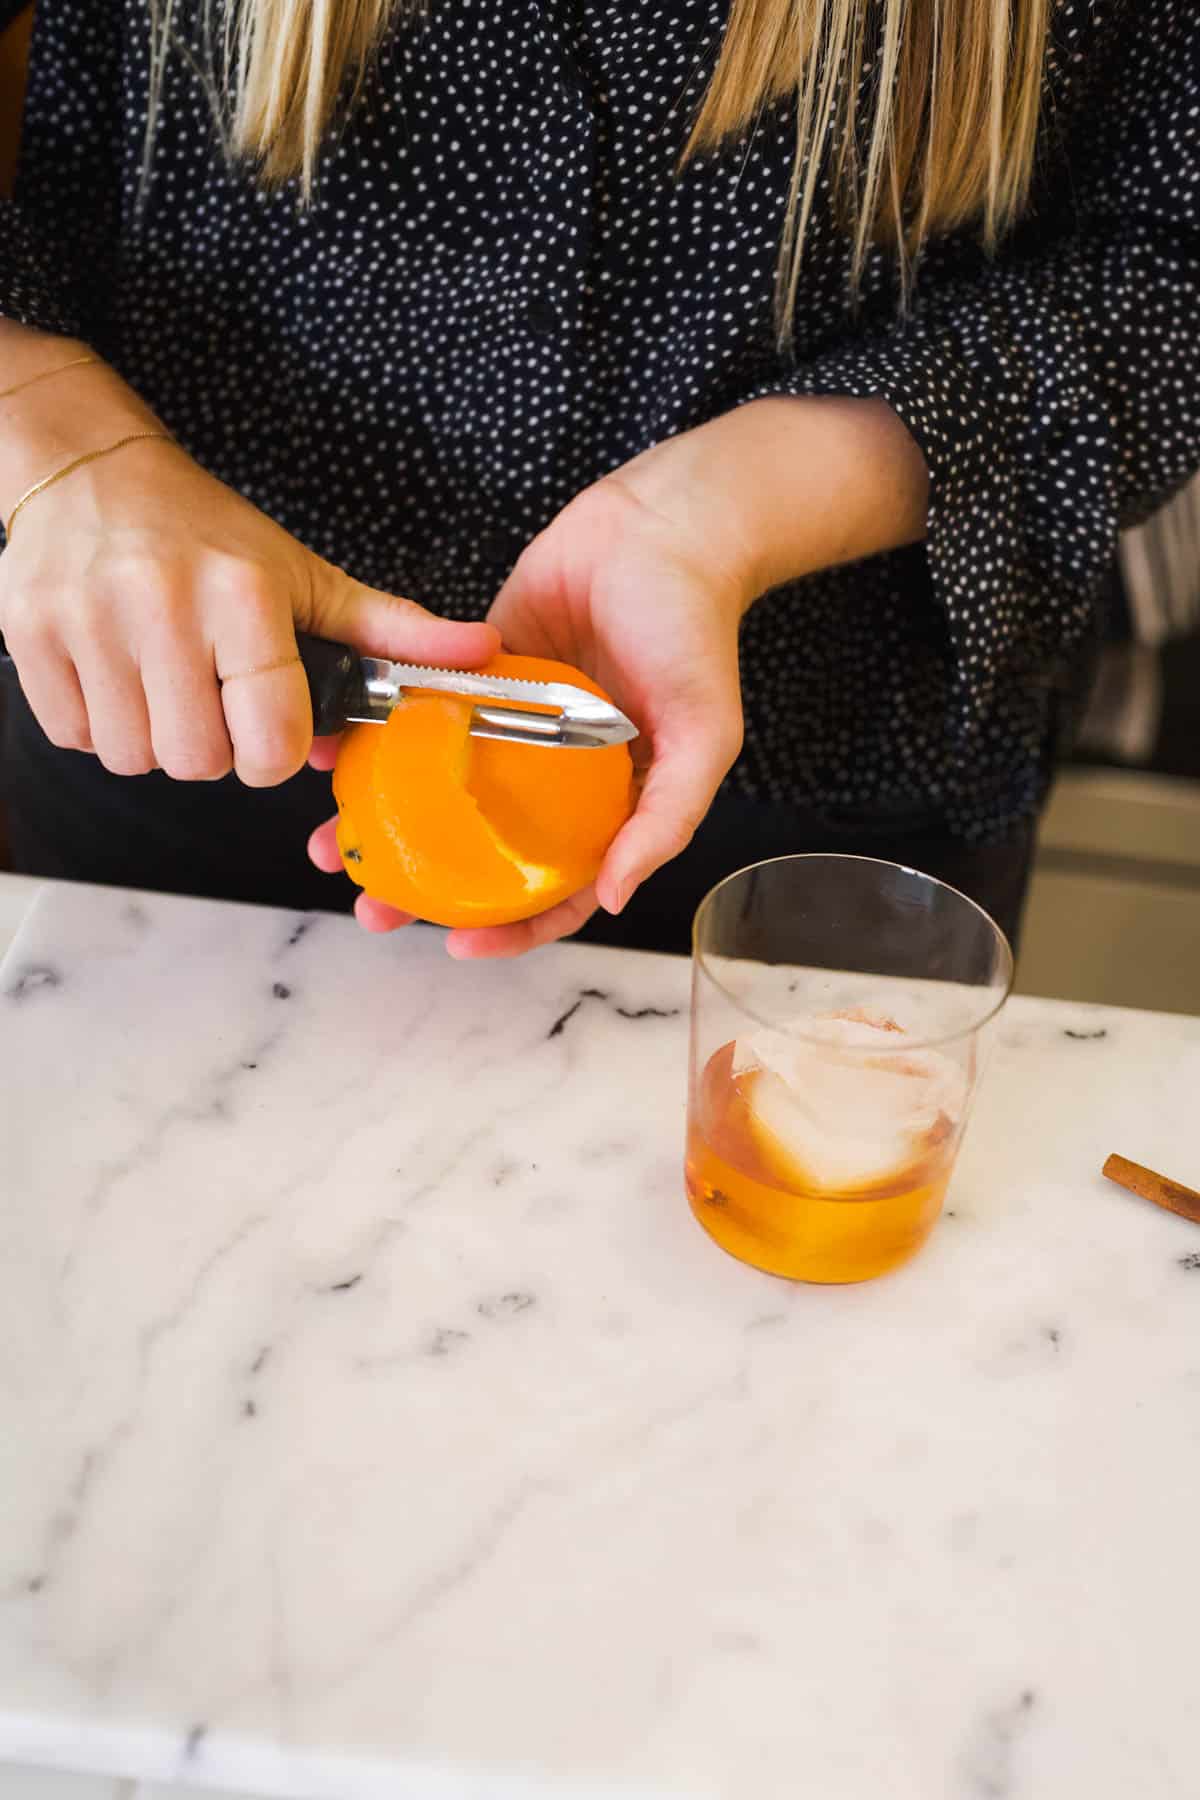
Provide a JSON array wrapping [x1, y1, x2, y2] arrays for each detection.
[[749, 0, 1200, 739], [0, 0, 118, 341], [0, 205, 86, 337]]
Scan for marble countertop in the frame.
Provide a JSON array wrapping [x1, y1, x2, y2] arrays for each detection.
[[0, 872, 42, 965], [2, 875, 1199, 1800]]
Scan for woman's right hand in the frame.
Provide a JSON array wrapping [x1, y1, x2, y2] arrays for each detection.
[[0, 349, 496, 784]]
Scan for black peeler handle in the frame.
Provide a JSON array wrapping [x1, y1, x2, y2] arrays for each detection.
[[295, 632, 360, 735]]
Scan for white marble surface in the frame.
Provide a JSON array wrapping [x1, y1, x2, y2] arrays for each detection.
[[0, 872, 43, 964], [0, 1766, 122, 1800], [2, 876, 1200, 1800]]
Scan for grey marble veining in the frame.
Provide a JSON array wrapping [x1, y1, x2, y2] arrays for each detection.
[[2, 879, 1199, 1800]]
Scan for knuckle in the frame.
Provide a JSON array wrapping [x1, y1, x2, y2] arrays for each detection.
[[233, 723, 307, 788], [99, 749, 156, 778], [235, 756, 300, 789], [2, 596, 56, 653], [111, 557, 183, 619], [208, 557, 280, 620], [225, 677, 309, 788], [138, 585, 188, 636], [240, 589, 287, 644], [45, 721, 92, 753], [663, 819, 698, 859], [159, 745, 233, 782]]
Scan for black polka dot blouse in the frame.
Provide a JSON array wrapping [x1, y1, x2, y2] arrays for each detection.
[[1, 0, 1198, 844]]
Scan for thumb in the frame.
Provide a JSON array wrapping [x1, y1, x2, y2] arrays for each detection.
[[303, 561, 500, 668], [596, 710, 741, 915]]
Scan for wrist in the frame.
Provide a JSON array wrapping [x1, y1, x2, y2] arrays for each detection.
[[0, 337, 162, 522], [748, 395, 927, 589], [606, 428, 769, 618], [619, 396, 929, 606], [5, 430, 180, 542]]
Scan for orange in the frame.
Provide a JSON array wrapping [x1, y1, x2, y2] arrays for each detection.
[[333, 654, 635, 928]]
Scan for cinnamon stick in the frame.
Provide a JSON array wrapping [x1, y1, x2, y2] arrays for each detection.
[[1102, 1154, 1200, 1227]]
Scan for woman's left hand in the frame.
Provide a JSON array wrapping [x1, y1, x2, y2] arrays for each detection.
[[307, 396, 929, 956], [308, 422, 761, 956]]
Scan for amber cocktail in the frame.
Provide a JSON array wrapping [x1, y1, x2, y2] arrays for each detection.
[[686, 857, 1012, 1283]]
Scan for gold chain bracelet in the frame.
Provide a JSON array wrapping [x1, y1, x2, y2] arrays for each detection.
[[3, 431, 175, 541], [0, 354, 101, 402]]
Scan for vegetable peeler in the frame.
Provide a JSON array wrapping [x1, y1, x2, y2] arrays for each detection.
[[296, 633, 637, 750]]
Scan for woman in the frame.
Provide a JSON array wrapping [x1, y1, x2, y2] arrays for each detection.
[[0, 0, 1196, 958]]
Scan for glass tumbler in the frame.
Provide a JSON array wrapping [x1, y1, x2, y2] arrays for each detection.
[[686, 855, 1013, 1283]]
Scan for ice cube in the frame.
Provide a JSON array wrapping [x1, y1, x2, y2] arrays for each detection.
[[733, 1011, 966, 1193]]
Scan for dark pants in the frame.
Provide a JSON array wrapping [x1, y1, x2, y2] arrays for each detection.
[[1, 663, 1033, 954], [576, 793, 1033, 957], [1, 659, 360, 913]]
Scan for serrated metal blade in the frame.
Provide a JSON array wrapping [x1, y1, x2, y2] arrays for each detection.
[[350, 658, 638, 749]]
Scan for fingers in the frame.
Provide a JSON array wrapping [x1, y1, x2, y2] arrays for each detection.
[[71, 640, 156, 775], [220, 662, 311, 786], [141, 632, 233, 782], [307, 817, 343, 873], [6, 550, 494, 794], [4, 629, 92, 752], [596, 713, 741, 915], [306, 563, 501, 668], [307, 820, 414, 931], [486, 547, 565, 661], [354, 894, 416, 933], [310, 805, 598, 954], [307, 733, 341, 772], [445, 885, 599, 960], [214, 581, 311, 786]]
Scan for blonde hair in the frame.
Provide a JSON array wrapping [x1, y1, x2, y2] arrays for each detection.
[[153, 0, 1051, 324]]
